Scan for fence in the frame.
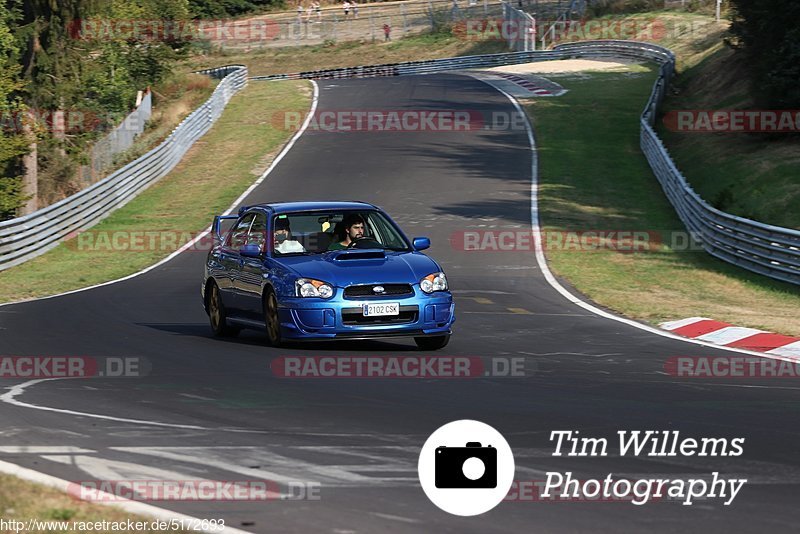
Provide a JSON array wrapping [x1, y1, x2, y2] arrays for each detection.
[[537, 41, 800, 286], [207, 0, 571, 49], [252, 38, 800, 286], [503, 2, 536, 50], [499, 3, 800, 286], [0, 65, 248, 272], [78, 91, 153, 185], [4, 39, 797, 283]]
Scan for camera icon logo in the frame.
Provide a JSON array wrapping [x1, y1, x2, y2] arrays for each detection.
[[418, 420, 515, 516], [435, 442, 497, 489]]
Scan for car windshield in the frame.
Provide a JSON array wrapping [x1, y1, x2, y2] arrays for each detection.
[[272, 210, 411, 256]]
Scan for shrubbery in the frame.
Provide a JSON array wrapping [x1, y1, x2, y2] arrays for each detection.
[[727, 0, 800, 108]]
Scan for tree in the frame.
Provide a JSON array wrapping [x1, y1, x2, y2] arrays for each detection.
[[728, 0, 800, 108], [0, 2, 32, 219]]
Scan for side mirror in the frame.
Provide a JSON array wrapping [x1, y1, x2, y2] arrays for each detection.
[[412, 237, 431, 251], [213, 214, 240, 243], [240, 244, 262, 258]]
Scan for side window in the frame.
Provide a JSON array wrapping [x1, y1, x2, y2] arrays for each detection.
[[227, 213, 255, 249], [246, 213, 268, 251]]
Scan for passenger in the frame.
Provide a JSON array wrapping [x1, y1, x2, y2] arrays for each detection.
[[274, 217, 306, 254]]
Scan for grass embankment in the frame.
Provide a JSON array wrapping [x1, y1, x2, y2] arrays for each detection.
[[527, 12, 799, 334], [2, 24, 503, 302], [0, 474, 188, 534], [186, 28, 508, 76], [106, 72, 218, 174], [0, 80, 311, 303], [658, 45, 800, 229], [564, 11, 800, 229], [529, 63, 800, 335], [38, 72, 216, 208]]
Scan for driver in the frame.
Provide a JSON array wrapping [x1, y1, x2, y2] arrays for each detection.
[[274, 217, 306, 254], [328, 214, 366, 250]]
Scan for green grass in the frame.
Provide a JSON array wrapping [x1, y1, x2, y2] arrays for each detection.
[[0, 80, 311, 303], [0, 474, 189, 534], [528, 67, 800, 335], [658, 44, 800, 229], [561, 11, 800, 229], [185, 27, 508, 76]]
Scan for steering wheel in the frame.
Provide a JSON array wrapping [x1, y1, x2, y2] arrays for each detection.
[[347, 236, 383, 249]]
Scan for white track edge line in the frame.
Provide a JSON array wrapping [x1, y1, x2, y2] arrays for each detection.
[[0, 80, 320, 310], [0, 81, 319, 522], [0, 459, 254, 534], [0, 378, 273, 432], [0, 81, 320, 427], [479, 79, 800, 365]]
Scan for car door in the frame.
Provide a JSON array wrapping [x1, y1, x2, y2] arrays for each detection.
[[219, 212, 255, 315], [237, 212, 269, 320]]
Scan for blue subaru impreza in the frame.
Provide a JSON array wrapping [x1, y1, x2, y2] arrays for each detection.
[[201, 201, 454, 349]]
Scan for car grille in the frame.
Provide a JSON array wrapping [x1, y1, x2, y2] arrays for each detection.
[[344, 284, 414, 298], [341, 305, 418, 325]]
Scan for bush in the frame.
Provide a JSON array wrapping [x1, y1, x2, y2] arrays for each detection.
[[728, 0, 800, 108]]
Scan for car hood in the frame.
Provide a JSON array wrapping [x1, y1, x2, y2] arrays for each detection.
[[277, 250, 441, 287]]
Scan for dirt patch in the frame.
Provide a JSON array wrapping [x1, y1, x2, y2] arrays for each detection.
[[486, 57, 641, 74]]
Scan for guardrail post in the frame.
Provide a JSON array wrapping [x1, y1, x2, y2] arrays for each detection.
[[0, 65, 249, 272]]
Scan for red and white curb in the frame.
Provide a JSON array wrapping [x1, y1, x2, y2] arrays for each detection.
[[661, 317, 800, 361], [463, 71, 567, 99], [493, 72, 558, 96]]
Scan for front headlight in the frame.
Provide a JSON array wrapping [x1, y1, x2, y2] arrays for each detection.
[[296, 278, 334, 298], [420, 272, 447, 294]]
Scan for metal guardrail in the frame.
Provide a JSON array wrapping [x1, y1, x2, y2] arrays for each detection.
[[250, 50, 565, 81], [6, 38, 797, 285], [535, 39, 800, 286], [252, 39, 800, 286], [0, 65, 248, 272]]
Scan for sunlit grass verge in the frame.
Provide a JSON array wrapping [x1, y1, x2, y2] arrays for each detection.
[[0, 80, 311, 304], [0, 473, 190, 534], [526, 67, 800, 335]]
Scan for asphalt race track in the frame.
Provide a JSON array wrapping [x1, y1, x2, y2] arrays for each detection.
[[2, 74, 800, 533]]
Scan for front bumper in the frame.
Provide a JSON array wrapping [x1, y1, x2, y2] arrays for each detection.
[[277, 290, 455, 340]]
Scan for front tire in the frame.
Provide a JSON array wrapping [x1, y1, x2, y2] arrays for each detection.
[[414, 334, 450, 351], [208, 282, 240, 337], [264, 288, 283, 347]]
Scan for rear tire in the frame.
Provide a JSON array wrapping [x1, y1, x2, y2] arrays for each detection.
[[264, 288, 283, 347], [414, 334, 450, 351], [208, 282, 240, 337]]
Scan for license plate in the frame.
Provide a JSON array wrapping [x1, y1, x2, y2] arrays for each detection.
[[363, 302, 400, 317]]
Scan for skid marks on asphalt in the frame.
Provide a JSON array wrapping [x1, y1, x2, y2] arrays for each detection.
[[3, 437, 800, 502], [453, 289, 587, 317]]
